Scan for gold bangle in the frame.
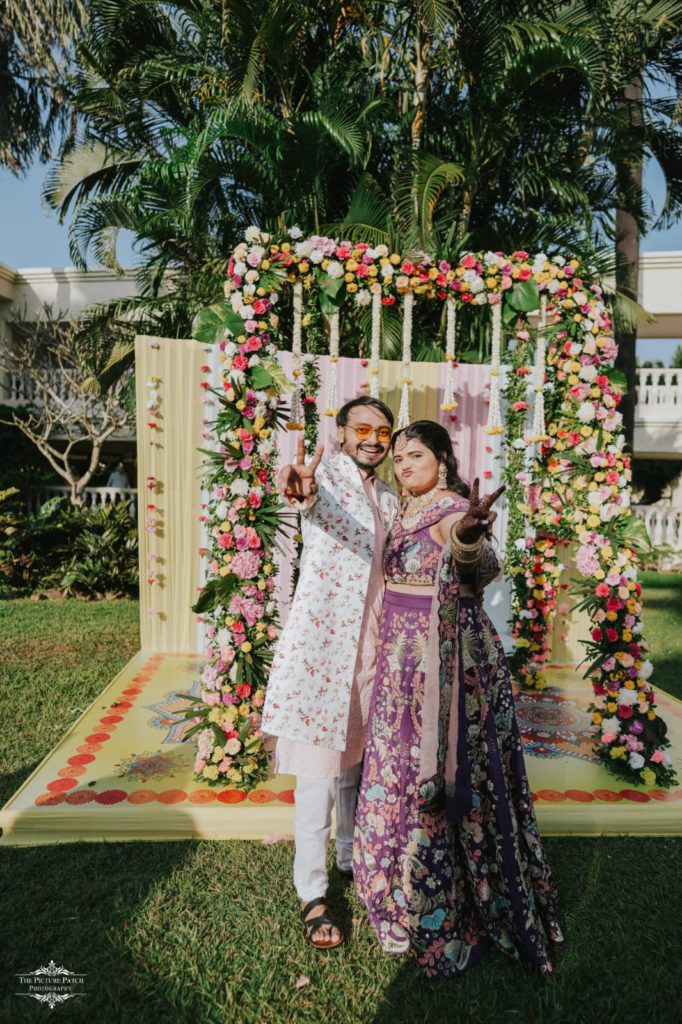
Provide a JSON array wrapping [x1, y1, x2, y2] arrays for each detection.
[[449, 526, 484, 551]]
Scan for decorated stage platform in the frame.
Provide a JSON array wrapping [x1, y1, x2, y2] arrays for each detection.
[[2, 650, 681, 847]]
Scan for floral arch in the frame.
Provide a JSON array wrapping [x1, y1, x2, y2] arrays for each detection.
[[181, 227, 676, 793]]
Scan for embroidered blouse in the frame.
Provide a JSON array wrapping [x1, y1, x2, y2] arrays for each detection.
[[384, 496, 468, 586]]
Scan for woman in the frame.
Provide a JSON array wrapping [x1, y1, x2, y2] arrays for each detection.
[[353, 421, 563, 978]]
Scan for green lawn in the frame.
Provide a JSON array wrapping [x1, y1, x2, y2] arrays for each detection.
[[1, 584, 681, 1024]]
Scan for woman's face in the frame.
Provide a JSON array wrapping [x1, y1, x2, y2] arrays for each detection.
[[392, 437, 440, 494]]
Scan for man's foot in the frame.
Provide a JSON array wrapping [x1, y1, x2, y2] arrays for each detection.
[[301, 897, 344, 949]]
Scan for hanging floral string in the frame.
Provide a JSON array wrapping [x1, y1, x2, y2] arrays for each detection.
[[324, 310, 340, 416], [441, 297, 458, 412], [288, 280, 304, 429], [369, 284, 382, 399], [484, 301, 504, 435], [529, 294, 549, 443], [398, 289, 414, 429]]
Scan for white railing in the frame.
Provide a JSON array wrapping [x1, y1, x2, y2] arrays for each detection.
[[3, 368, 78, 405], [635, 368, 681, 421], [27, 486, 138, 520], [632, 504, 682, 550]]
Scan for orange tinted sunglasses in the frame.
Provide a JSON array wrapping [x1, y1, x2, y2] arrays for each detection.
[[348, 423, 393, 442]]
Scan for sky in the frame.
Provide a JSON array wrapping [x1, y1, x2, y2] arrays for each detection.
[[1, 152, 681, 363]]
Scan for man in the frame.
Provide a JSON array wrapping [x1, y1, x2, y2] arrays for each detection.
[[262, 396, 399, 949]]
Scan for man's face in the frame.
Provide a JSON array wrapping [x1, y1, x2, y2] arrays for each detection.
[[337, 405, 393, 471]]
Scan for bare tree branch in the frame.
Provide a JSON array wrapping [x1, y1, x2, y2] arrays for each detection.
[[0, 305, 133, 503]]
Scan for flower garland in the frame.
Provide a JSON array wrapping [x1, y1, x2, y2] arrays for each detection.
[[186, 230, 675, 790]]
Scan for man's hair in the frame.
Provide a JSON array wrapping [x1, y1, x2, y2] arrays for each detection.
[[336, 396, 394, 429]]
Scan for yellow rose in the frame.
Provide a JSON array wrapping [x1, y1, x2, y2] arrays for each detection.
[[640, 768, 656, 786], [212, 746, 225, 762], [203, 765, 219, 781], [609, 746, 626, 760], [236, 400, 246, 411], [241, 641, 253, 653]]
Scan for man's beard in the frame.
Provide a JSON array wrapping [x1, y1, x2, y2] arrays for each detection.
[[348, 444, 388, 470]]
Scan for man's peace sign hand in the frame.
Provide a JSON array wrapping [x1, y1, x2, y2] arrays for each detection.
[[277, 436, 325, 502], [454, 477, 506, 544]]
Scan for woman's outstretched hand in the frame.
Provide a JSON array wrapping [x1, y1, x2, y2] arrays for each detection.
[[277, 436, 325, 502], [454, 478, 506, 544]]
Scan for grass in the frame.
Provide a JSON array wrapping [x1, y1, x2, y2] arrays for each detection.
[[1, 587, 682, 1024]]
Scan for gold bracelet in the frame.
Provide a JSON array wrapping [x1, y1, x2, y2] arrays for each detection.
[[449, 527, 484, 551]]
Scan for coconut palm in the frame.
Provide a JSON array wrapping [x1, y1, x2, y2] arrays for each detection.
[[0, 0, 85, 173]]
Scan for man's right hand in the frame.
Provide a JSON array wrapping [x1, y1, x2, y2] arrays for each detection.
[[277, 436, 325, 501]]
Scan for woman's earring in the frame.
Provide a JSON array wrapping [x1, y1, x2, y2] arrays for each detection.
[[437, 461, 447, 489]]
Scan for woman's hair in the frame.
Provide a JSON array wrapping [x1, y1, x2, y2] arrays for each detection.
[[391, 420, 470, 498]]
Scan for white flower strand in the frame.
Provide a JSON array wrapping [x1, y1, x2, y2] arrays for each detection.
[[369, 285, 382, 399], [484, 301, 504, 435], [324, 310, 340, 416], [397, 290, 414, 429], [441, 298, 458, 411], [288, 280, 304, 429], [530, 294, 549, 443]]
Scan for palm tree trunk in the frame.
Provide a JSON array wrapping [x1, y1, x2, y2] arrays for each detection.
[[614, 76, 643, 454]]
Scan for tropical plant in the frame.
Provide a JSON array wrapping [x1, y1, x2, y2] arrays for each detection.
[[0, 0, 85, 173]]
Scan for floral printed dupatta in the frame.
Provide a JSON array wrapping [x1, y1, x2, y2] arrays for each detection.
[[408, 543, 563, 978]]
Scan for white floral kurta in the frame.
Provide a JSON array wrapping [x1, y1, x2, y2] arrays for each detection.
[[262, 450, 398, 765]]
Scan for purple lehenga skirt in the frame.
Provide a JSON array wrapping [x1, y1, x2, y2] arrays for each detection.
[[353, 589, 563, 979]]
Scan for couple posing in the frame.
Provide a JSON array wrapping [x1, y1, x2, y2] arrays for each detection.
[[261, 396, 563, 979]]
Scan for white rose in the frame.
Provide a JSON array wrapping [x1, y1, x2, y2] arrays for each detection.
[[243, 284, 256, 296], [234, 260, 247, 275], [244, 226, 261, 242], [617, 688, 638, 706], [381, 264, 394, 277], [376, 244, 389, 257], [294, 239, 313, 258], [579, 364, 598, 382], [248, 355, 261, 366], [573, 291, 588, 305], [355, 289, 372, 307], [230, 478, 249, 496], [289, 226, 303, 239], [215, 500, 228, 519], [640, 660, 653, 679], [628, 752, 645, 770], [245, 269, 259, 283], [601, 716, 621, 735], [226, 737, 242, 755], [310, 249, 324, 264], [326, 260, 344, 279], [577, 402, 596, 422]]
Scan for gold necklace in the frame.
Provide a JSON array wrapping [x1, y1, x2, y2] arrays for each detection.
[[401, 482, 445, 523]]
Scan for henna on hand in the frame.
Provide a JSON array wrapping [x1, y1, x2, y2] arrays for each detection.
[[454, 477, 506, 544]]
